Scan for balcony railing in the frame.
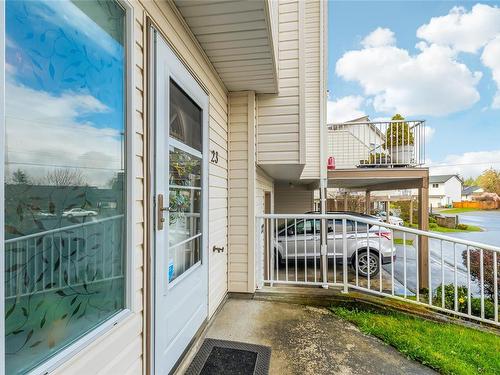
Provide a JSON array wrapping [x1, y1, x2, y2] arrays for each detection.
[[256, 213, 499, 326], [4, 215, 124, 300], [327, 120, 425, 169]]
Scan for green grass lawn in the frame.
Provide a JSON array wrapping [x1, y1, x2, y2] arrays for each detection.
[[330, 307, 500, 375], [403, 221, 483, 233], [394, 238, 414, 245], [438, 207, 480, 214], [431, 224, 483, 233]]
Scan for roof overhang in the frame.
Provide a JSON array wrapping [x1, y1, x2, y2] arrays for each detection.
[[174, 0, 278, 93], [327, 168, 429, 191]]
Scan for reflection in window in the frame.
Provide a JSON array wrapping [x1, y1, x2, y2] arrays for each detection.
[[170, 80, 202, 152], [4, 1, 126, 373], [168, 82, 203, 282]]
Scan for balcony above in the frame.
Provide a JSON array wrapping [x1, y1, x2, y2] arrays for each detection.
[[328, 118, 426, 170], [174, 0, 278, 93]]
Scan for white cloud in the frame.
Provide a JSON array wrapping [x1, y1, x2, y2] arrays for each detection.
[[429, 149, 500, 178], [417, 4, 500, 53], [327, 95, 365, 123], [424, 126, 435, 140], [336, 36, 482, 116], [481, 36, 500, 108], [361, 27, 396, 48], [5, 82, 123, 187]]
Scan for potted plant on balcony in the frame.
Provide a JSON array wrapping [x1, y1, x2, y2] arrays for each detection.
[[359, 152, 390, 167], [385, 114, 414, 165]]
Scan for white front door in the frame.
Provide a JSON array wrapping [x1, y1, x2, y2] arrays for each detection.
[[152, 29, 209, 375]]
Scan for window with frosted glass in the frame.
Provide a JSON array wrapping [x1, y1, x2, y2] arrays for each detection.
[[4, 1, 127, 373], [168, 80, 203, 283]]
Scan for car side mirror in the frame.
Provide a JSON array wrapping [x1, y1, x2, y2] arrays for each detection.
[[287, 228, 295, 236]]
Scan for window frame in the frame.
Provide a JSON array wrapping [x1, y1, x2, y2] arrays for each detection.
[[0, 1, 136, 373], [0, 2, 5, 374]]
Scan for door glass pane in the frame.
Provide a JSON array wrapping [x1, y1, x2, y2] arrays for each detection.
[[168, 188, 201, 247], [4, 1, 127, 373], [169, 146, 201, 187], [170, 80, 202, 152], [167, 82, 203, 283]]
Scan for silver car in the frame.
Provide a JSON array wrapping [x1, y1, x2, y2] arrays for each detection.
[[274, 213, 396, 277]]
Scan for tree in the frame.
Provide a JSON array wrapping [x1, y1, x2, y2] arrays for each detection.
[[476, 169, 500, 195], [463, 177, 477, 187], [45, 168, 87, 187], [385, 114, 414, 148], [11, 169, 30, 185]]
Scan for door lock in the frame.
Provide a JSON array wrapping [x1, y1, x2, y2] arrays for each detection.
[[157, 194, 169, 230]]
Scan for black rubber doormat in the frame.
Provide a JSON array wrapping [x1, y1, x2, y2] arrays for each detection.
[[185, 338, 271, 375]]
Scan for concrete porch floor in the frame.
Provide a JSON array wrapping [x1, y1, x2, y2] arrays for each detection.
[[178, 298, 436, 375]]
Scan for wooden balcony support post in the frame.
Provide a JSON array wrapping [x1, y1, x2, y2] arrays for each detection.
[[365, 191, 371, 215], [418, 177, 429, 291]]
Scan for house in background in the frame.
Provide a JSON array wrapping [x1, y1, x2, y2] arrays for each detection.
[[327, 116, 386, 169], [429, 175, 463, 208], [462, 185, 484, 201]]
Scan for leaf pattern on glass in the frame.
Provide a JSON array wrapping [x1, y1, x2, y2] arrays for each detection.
[[4, 1, 127, 372]]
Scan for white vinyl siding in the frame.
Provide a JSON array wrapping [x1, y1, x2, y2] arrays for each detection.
[[228, 92, 254, 293], [53, 0, 230, 372], [300, 0, 321, 179], [274, 184, 314, 214], [257, 0, 300, 165]]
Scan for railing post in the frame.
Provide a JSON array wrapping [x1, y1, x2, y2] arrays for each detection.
[[342, 218, 348, 293], [270, 218, 274, 287], [256, 217, 263, 289], [320, 181, 328, 288]]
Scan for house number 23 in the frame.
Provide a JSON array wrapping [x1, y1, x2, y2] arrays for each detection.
[[211, 150, 219, 164]]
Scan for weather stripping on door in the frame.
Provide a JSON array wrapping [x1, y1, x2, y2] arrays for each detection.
[[157, 193, 168, 230]]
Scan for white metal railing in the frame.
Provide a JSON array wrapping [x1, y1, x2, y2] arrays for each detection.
[[327, 120, 425, 169], [256, 213, 499, 326], [4, 215, 124, 299]]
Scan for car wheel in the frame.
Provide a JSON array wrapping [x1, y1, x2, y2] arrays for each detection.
[[67, 214, 73, 218], [356, 250, 380, 277]]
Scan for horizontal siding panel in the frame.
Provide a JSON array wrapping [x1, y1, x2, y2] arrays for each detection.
[[183, 10, 266, 28], [280, 11, 298, 23], [258, 117, 299, 127], [258, 132, 299, 143], [258, 105, 299, 116], [259, 142, 299, 152], [178, 1, 263, 18], [259, 151, 300, 162], [215, 56, 272, 68], [191, 20, 266, 35], [197, 29, 269, 44]]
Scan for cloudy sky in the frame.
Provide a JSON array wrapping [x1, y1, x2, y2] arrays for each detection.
[[328, 1, 500, 178], [5, 1, 125, 187]]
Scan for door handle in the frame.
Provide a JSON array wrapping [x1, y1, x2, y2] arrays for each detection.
[[157, 194, 169, 230]]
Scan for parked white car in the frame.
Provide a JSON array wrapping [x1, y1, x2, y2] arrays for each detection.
[[62, 208, 98, 218], [376, 211, 404, 226], [274, 212, 396, 277]]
